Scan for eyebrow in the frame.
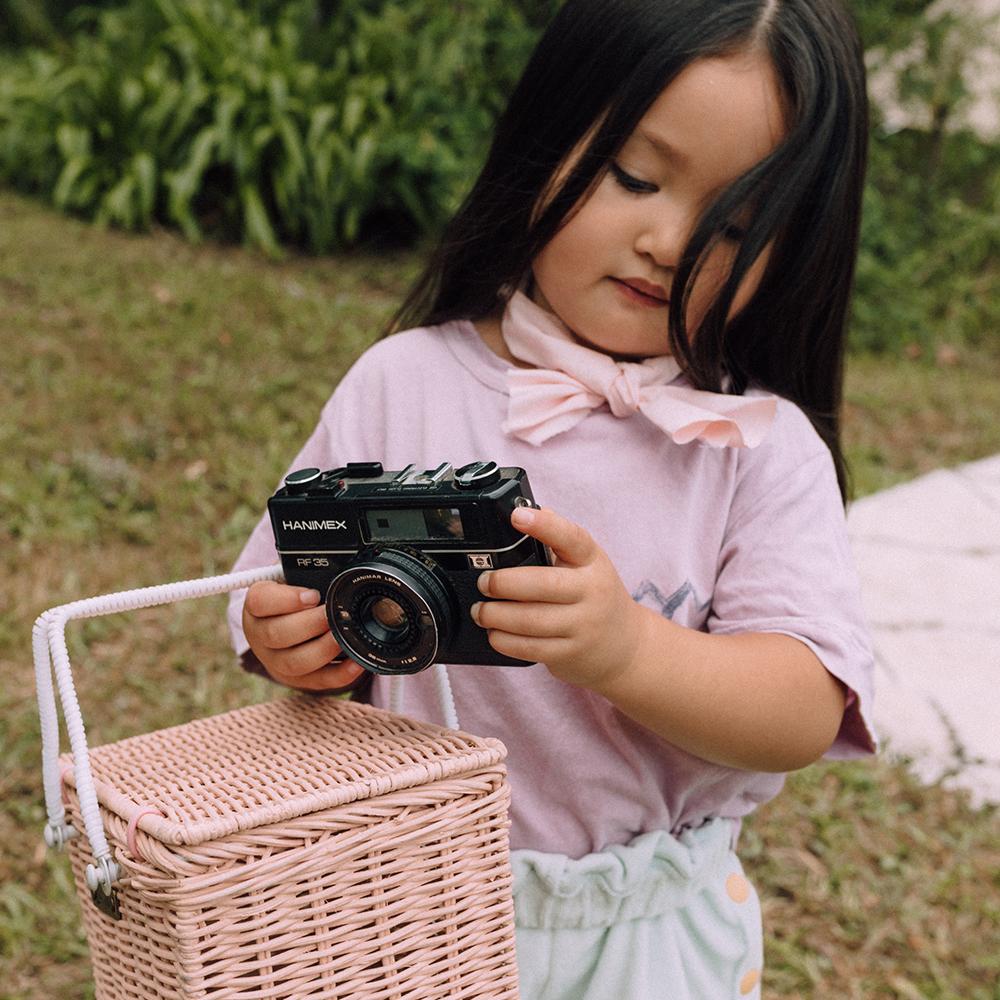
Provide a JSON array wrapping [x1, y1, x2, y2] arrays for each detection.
[[637, 129, 689, 167]]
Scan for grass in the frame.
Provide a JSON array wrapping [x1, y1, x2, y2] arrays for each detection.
[[844, 353, 1000, 497], [1, 187, 998, 999]]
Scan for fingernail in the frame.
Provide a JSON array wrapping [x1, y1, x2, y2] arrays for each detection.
[[470, 602, 483, 625], [300, 589, 321, 605], [512, 506, 535, 527], [477, 571, 492, 596]]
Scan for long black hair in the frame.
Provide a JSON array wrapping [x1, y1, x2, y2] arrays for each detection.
[[384, 0, 869, 502]]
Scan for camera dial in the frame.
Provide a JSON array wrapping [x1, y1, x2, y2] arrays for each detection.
[[325, 545, 457, 675], [455, 461, 501, 489], [283, 468, 322, 494]]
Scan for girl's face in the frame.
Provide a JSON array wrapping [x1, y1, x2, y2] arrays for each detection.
[[531, 49, 787, 360]]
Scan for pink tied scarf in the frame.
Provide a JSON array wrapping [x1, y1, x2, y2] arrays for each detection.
[[500, 291, 777, 448]]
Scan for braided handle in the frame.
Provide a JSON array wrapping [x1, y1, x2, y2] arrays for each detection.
[[32, 564, 285, 891]]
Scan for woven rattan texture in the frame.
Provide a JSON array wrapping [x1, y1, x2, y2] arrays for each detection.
[[62, 697, 507, 847], [61, 697, 520, 999]]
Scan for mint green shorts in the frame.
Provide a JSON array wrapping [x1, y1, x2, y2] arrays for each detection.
[[510, 819, 763, 1000]]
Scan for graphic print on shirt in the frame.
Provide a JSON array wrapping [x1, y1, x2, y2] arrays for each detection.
[[632, 579, 710, 621]]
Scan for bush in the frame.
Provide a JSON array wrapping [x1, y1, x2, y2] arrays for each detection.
[[1, 0, 997, 354], [0, 0, 538, 254], [853, 5, 1000, 352], [850, 0, 937, 51], [854, 129, 1000, 353]]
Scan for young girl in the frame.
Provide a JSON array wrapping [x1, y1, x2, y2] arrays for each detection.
[[227, 1, 878, 996]]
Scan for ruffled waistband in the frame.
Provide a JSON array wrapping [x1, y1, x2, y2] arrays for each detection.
[[510, 819, 737, 930]]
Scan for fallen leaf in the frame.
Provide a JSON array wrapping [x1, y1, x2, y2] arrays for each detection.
[[935, 344, 959, 367], [888, 974, 927, 1000]]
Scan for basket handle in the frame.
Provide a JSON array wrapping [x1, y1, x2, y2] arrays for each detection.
[[32, 564, 284, 897]]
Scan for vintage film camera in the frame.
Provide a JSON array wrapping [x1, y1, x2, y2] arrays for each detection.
[[269, 461, 549, 675]]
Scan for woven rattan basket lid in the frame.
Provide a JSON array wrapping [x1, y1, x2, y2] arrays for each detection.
[[60, 696, 506, 849]]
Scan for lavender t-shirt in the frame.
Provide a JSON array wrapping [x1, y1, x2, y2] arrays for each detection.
[[227, 320, 877, 859]]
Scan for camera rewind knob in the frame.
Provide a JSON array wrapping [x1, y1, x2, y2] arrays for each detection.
[[454, 461, 501, 489], [284, 468, 322, 494]]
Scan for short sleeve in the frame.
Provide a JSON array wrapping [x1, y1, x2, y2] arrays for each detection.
[[707, 411, 878, 760]]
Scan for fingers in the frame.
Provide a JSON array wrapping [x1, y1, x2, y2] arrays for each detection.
[[268, 644, 366, 691], [472, 508, 593, 637], [477, 565, 582, 604], [472, 599, 570, 638], [257, 628, 368, 691], [244, 581, 331, 650], [511, 506, 596, 567], [245, 580, 323, 618], [249, 604, 331, 651], [262, 628, 343, 677], [242, 580, 367, 692], [482, 631, 572, 664]]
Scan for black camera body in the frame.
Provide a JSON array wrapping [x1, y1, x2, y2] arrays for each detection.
[[268, 461, 549, 675]]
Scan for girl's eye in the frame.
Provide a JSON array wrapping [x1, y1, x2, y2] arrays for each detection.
[[609, 162, 656, 194], [721, 223, 747, 243]]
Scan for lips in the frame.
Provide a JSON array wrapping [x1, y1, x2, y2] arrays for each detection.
[[618, 277, 669, 302], [611, 277, 670, 308]]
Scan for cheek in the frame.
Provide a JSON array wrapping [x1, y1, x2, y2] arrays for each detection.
[[536, 183, 622, 279], [533, 214, 600, 293]]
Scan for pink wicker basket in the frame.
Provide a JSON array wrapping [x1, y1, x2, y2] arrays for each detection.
[[33, 567, 520, 999]]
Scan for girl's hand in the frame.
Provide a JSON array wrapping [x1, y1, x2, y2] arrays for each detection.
[[471, 506, 645, 690], [242, 580, 367, 692]]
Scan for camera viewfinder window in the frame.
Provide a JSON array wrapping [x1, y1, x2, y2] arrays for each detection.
[[369, 508, 465, 541]]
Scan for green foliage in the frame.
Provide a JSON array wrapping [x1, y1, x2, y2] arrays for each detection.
[[852, 6, 1000, 352], [849, 0, 937, 51], [0, 0, 57, 49], [854, 129, 1000, 353], [0, 0, 537, 254], [1, 0, 998, 354], [0, 1, 126, 48]]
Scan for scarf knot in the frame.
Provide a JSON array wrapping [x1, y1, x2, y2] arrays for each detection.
[[606, 364, 644, 417], [497, 291, 777, 449]]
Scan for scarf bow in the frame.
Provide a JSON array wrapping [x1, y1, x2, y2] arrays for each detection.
[[499, 291, 776, 448]]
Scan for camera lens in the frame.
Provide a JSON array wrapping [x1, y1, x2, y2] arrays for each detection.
[[326, 546, 455, 675], [363, 596, 409, 641], [370, 597, 406, 634]]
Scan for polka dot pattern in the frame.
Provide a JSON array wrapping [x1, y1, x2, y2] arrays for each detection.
[[726, 873, 750, 903], [739, 968, 760, 994]]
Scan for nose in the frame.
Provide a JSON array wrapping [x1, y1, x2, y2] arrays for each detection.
[[633, 202, 690, 270]]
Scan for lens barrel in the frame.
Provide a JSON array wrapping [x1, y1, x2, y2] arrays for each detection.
[[326, 547, 456, 674]]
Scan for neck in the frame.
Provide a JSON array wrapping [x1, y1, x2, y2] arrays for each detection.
[[473, 309, 662, 367], [473, 314, 533, 368]]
